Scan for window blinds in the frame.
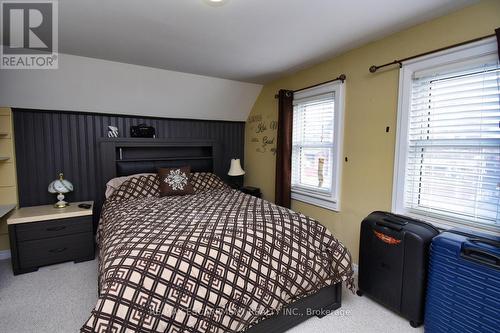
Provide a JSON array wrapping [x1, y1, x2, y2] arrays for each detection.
[[292, 93, 335, 193], [406, 60, 500, 227]]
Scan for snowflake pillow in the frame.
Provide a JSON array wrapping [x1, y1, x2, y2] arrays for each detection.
[[157, 166, 195, 196]]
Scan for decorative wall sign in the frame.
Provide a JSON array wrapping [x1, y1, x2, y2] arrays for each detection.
[[248, 113, 277, 155], [248, 115, 262, 123], [256, 122, 267, 133]]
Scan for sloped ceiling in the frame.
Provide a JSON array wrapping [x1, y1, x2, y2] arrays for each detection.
[[59, 0, 476, 83], [0, 54, 262, 121]]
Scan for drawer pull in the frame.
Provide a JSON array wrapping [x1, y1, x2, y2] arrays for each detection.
[[46, 226, 66, 232], [49, 247, 67, 253]]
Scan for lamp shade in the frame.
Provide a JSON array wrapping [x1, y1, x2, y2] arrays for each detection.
[[228, 159, 245, 176], [48, 173, 74, 194]]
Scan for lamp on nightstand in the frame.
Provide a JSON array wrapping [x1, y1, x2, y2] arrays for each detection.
[[228, 158, 245, 189], [48, 173, 74, 208]]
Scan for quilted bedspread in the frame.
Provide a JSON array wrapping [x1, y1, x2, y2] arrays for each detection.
[[81, 174, 354, 333]]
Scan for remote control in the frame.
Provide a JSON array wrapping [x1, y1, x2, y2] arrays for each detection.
[[78, 203, 92, 209]]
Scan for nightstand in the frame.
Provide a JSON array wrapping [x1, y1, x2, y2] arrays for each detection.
[[240, 186, 262, 198], [7, 201, 95, 275]]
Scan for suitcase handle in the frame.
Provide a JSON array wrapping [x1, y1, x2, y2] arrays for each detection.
[[461, 247, 500, 270], [382, 215, 408, 226], [468, 238, 500, 249], [376, 220, 404, 231]]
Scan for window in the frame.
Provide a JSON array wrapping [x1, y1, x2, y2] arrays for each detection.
[[291, 81, 345, 211], [393, 38, 500, 232]]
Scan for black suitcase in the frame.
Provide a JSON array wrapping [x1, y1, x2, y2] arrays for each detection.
[[357, 211, 439, 327]]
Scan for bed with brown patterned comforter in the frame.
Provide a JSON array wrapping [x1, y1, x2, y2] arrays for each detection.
[[81, 173, 354, 333]]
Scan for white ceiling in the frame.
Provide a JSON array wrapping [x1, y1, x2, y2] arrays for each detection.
[[60, 0, 476, 84]]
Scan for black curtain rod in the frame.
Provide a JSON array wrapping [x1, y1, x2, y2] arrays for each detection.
[[274, 74, 346, 99], [369, 33, 496, 73]]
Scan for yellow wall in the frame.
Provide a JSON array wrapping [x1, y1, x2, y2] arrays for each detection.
[[0, 107, 18, 251], [244, 0, 500, 263]]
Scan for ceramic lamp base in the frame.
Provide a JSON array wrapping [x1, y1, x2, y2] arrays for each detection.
[[54, 193, 69, 208]]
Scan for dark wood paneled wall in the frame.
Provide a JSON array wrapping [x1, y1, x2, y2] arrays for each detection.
[[13, 108, 245, 207]]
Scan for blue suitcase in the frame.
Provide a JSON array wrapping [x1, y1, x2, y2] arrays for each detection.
[[425, 229, 500, 333]]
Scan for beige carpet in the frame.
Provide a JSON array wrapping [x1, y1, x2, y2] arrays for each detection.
[[0, 259, 422, 333]]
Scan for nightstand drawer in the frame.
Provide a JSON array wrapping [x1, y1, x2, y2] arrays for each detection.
[[16, 216, 92, 242], [18, 232, 93, 269]]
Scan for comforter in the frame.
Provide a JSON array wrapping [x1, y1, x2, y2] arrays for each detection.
[[81, 174, 354, 332]]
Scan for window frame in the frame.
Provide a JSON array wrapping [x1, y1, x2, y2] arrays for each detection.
[[392, 37, 499, 233], [291, 81, 345, 211]]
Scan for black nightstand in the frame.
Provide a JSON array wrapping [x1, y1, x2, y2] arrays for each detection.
[[7, 201, 95, 275], [240, 186, 262, 198]]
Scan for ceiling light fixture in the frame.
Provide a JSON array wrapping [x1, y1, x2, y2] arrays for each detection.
[[203, 0, 229, 7]]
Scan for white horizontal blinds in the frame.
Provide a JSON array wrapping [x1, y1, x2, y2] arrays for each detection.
[[292, 92, 335, 193], [406, 59, 500, 227]]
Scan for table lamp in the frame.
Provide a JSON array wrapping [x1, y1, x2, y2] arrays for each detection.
[[48, 173, 74, 208], [228, 158, 245, 189]]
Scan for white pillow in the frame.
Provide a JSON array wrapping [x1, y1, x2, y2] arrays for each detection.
[[105, 173, 156, 198]]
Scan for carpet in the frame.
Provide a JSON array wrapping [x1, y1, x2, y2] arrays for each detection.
[[0, 259, 422, 333]]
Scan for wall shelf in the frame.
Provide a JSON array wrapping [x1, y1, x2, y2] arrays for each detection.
[[0, 204, 16, 219], [0, 157, 10, 161]]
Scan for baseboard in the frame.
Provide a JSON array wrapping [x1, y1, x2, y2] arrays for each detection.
[[0, 249, 11, 260]]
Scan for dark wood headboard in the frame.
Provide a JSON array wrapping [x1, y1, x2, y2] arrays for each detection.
[[98, 138, 222, 188], [95, 138, 222, 224]]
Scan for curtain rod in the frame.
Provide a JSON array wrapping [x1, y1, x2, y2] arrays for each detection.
[[369, 33, 496, 73], [274, 74, 346, 99]]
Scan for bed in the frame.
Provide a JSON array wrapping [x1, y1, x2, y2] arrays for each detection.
[[81, 139, 354, 333]]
